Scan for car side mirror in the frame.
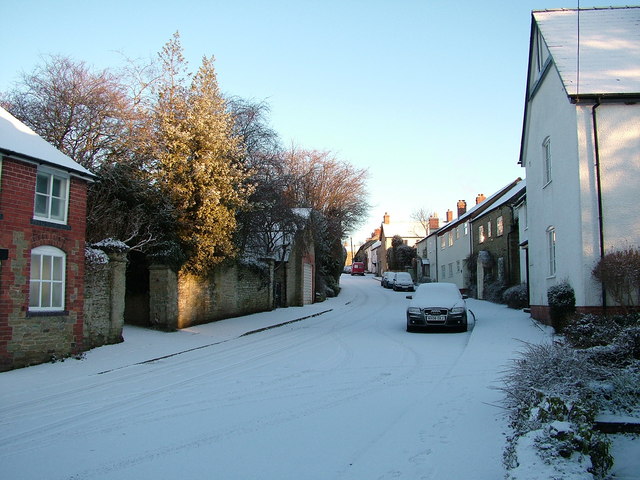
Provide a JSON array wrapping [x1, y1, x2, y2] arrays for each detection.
[[406, 295, 413, 300]]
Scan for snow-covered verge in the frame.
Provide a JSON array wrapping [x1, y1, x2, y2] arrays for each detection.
[[501, 313, 640, 479]]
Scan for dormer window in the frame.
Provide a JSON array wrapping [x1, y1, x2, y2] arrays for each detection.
[[34, 167, 69, 223]]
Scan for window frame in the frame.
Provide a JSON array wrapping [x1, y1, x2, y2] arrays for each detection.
[[497, 216, 504, 236], [478, 225, 485, 243], [33, 166, 70, 224], [29, 245, 66, 312], [547, 226, 556, 277], [542, 137, 552, 187]]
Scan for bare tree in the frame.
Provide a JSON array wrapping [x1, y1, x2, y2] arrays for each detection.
[[410, 207, 434, 237], [1, 55, 136, 171]]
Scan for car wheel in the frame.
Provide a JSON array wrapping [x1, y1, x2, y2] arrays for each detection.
[[406, 325, 415, 333]]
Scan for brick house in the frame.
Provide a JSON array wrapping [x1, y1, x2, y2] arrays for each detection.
[[0, 106, 95, 371]]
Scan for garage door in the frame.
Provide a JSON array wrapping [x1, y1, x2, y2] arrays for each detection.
[[303, 263, 313, 305]]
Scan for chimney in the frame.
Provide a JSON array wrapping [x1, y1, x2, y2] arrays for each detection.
[[476, 194, 486, 205], [429, 213, 440, 230], [457, 200, 467, 218], [383, 212, 390, 224], [446, 209, 453, 223]]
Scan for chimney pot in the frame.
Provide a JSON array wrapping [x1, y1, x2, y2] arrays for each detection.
[[446, 209, 453, 222], [383, 212, 390, 224], [457, 200, 467, 218], [476, 194, 486, 205]]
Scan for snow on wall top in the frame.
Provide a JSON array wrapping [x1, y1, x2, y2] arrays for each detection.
[[0, 106, 95, 178], [534, 7, 640, 96]]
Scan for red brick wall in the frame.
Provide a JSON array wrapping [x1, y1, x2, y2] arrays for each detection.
[[0, 156, 88, 371]]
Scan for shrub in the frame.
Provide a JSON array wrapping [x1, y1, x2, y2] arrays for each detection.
[[548, 281, 576, 333], [503, 283, 528, 309], [563, 313, 640, 349], [592, 246, 640, 309], [484, 280, 507, 304]]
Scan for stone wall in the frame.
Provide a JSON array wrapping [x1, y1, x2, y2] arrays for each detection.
[[148, 261, 274, 330], [83, 251, 126, 349], [177, 262, 274, 329]]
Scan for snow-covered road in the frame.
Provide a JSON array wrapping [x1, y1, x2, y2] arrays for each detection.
[[1, 275, 552, 479]]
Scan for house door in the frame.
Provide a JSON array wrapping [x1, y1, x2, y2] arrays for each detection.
[[303, 263, 313, 305]]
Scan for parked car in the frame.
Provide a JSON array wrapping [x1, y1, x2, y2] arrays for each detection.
[[343, 265, 352, 274], [406, 282, 468, 332], [381, 271, 395, 288], [350, 262, 365, 276], [392, 272, 415, 292]]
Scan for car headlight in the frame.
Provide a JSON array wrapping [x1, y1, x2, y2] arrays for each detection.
[[408, 307, 421, 315], [451, 307, 465, 314]]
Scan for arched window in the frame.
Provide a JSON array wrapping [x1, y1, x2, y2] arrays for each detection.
[[29, 246, 66, 311]]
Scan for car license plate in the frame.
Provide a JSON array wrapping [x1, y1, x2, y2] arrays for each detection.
[[426, 315, 446, 321]]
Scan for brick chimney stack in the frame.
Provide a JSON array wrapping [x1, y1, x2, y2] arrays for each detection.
[[383, 212, 390, 224], [446, 210, 453, 223], [476, 194, 486, 205], [428, 213, 440, 230], [457, 200, 467, 218]]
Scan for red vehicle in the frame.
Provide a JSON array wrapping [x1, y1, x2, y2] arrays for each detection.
[[350, 262, 365, 276]]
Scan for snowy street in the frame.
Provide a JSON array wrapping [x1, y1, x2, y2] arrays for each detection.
[[2, 275, 552, 479]]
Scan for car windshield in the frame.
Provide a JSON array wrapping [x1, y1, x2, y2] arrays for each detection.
[[413, 283, 462, 304], [396, 273, 411, 281]]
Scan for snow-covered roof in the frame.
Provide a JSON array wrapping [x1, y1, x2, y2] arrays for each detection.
[[381, 221, 425, 239], [437, 178, 524, 234], [470, 179, 526, 222], [534, 7, 640, 96], [0, 106, 95, 179]]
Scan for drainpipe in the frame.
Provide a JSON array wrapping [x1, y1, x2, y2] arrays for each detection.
[[592, 99, 607, 310]]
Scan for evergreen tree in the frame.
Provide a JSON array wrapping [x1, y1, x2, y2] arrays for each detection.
[[153, 33, 252, 274]]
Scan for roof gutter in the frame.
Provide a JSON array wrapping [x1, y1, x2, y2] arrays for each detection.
[[0, 147, 96, 182]]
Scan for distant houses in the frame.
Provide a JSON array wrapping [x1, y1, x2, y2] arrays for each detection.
[[370, 6, 640, 324]]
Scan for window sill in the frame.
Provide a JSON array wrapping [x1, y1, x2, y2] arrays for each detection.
[[27, 310, 69, 317], [31, 218, 71, 230]]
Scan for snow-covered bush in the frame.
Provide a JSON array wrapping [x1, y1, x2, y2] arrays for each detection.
[[503, 283, 528, 309], [501, 342, 620, 479], [547, 281, 576, 333], [92, 238, 129, 253], [85, 246, 109, 266]]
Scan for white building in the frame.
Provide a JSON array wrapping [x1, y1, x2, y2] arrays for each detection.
[[519, 7, 640, 321]]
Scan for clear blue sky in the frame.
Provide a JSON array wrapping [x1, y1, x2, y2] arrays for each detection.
[[1, 0, 576, 244]]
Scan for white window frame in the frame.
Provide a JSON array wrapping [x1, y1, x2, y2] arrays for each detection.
[[34, 166, 69, 224], [448, 263, 453, 277], [478, 225, 485, 243], [29, 245, 66, 311], [542, 137, 552, 187], [487, 221, 492, 238], [448, 231, 453, 246], [464, 222, 468, 236], [497, 216, 504, 236], [441, 265, 446, 279], [547, 226, 556, 277]]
